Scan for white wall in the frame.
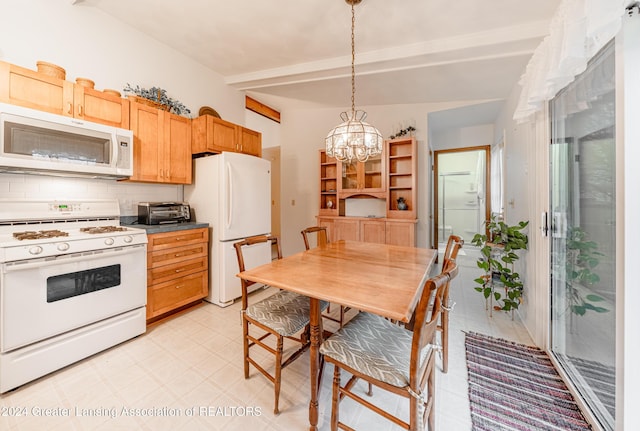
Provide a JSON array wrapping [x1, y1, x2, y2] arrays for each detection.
[[431, 124, 494, 151], [0, 0, 247, 213], [245, 110, 281, 149], [0, 0, 245, 123], [494, 82, 543, 345]]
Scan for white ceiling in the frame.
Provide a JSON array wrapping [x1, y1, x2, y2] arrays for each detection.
[[81, 0, 560, 121]]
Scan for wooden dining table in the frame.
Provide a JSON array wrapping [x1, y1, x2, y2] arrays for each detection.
[[237, 240, 437, 431]]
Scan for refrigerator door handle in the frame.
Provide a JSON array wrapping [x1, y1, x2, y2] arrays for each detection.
[[226, 162, 233, 229]]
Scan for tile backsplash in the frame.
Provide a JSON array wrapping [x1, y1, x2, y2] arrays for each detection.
[[0, 173, 183, 216]]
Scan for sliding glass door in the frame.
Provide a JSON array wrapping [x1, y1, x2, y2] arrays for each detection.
[[549, 41, 616, 430]]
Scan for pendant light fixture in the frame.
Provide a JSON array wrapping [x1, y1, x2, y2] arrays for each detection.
[[325, 0, 383, 163]]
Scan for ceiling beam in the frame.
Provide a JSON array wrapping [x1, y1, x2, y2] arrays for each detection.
[[225, 20, 550, 90], [246, 96, 281, 123]]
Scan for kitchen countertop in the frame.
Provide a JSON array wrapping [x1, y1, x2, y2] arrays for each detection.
[[120, 218, 209, 235]]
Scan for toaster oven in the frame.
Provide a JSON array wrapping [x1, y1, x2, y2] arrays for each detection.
[[138, 202, 191, 225]]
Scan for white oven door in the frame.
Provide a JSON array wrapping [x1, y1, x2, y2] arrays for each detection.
[[0, 244, 146, 353]]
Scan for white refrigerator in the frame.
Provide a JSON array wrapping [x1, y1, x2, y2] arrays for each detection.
[[184, 152, 272, 306]]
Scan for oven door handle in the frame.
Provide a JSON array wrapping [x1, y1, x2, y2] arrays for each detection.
[[2, 244, 145, 272]]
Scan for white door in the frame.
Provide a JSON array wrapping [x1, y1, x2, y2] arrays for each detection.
[[220, 152, 271, 241], [549, 40, 616, 430]]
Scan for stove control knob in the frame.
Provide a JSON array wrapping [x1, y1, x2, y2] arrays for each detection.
[[57, 242, 70, 252], [104, 237, 115, 246], [123, 235, 133, 243], [29, 246, 43, 255]]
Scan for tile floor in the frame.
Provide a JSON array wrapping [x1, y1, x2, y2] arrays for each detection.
[[0, 248, 534, 430]]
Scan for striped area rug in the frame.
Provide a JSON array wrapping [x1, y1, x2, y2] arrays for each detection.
[[465, 332, 592, 431]]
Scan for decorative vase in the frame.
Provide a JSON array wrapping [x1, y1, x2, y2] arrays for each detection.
[[397, 197, 408, 210]]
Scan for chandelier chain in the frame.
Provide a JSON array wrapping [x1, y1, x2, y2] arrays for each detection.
[[325, 0, 383, 164], [351, 1, 356, 115]]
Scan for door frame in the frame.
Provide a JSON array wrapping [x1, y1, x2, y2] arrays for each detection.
[[433, 145, 491, 247]]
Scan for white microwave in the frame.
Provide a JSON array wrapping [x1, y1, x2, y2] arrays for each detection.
[[0, 103, 133, 179]]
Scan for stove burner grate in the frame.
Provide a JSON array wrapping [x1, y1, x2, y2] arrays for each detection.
[[13, 230, 70, 240], [80, 226, 128, 234]]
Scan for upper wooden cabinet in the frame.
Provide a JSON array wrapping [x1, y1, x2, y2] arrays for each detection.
[[386, 137, 417, 219], [192, 115, 237, 153], [73, 85, 130, 129], [338, 152, 385, 199], [319, 150, 339, 215], [0, 61, 129, 129], [164, 113, 192, 184], [129, 101, 192, 184], [191, 114, 262, 157], [239, 126, 262, 157]]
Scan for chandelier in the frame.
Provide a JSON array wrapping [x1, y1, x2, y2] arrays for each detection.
[[325, 0, 383, 163]]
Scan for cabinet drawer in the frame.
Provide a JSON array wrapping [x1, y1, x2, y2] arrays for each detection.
[[148, 271, 208, 318], [147, 242, 208, 268], [147, 228, 208, 251], [148, 256, 208, 285]]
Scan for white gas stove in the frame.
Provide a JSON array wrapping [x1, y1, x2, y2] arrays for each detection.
[[0, 199, 148, 393], [0, 200, 146, 261]]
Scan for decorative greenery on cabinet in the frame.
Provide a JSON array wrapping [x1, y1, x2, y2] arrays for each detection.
[[124, 84, 191, 116]]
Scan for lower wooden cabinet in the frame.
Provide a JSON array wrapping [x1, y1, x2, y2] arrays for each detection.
[[332, 218, 360, 241], [317, 216, 416, 247], [385, 221, 416, 247], [146, 228, 209, 321], [361, 219, 386, 244]]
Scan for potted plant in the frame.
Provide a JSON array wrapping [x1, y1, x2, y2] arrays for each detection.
[[471, 216, 529, 313]]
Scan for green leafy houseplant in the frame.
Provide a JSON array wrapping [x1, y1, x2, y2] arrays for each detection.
[[564, 226, 608, 316], [471, 216, 529, 312]]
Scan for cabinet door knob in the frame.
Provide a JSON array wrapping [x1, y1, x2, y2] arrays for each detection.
[[78, 104, 83, 116], [67, 102, 73, 115]]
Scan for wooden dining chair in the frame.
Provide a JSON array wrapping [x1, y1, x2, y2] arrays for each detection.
[[301, 226, 349, 329], [441, 234, 464, 272], [439, 234, 463, 373], [301, 225, 329, 250], [320, 261, 459, 431], [234, 235, 327, 414]]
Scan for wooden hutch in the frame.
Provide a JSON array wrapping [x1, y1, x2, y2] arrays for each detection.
[[317, 137, 417, 247]]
